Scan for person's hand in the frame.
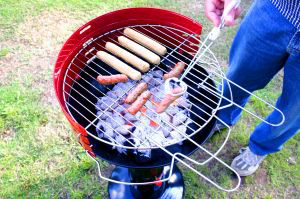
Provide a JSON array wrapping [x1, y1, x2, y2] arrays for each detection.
[[205, 0, 241, 27]]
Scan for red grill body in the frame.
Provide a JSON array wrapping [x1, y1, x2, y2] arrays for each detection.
[[53, 8, 203, 157]]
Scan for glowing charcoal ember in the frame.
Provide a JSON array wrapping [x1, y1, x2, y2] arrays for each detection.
[[173, 111, 188, 126]]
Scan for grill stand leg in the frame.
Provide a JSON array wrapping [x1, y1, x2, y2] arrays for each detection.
[[108, 165, 184, 199]]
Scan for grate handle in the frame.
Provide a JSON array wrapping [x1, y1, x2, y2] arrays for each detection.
[[86, 152, 175, 186]]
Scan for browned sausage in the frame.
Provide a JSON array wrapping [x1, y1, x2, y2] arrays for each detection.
[[125, 82, 148, 104], [96, 51, 142, 80], [127, 91, 151, 115], [156, 87, 184, 113], [97, 74, 128, 85], [124, 28, 167, 56], [163, 62, 186, 80]]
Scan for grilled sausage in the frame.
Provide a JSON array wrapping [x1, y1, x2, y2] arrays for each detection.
[[96, 51, 142, 80], [105, 42, 150, 72], [127, 91, 151, 115], [156, 87, 184, 113], [97, 74, 128, 85], [118, 36, 161, 65], [124, 28, 167, 56], [163, 62, 186, 80], [125, 82, 148, 104]]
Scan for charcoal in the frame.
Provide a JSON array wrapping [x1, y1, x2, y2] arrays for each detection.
[[176, 96, 191, 108], [100, 96, 117, 110], [140, 116, 151, 126], [150, 133, 165, 146], [122, 103, 130, 109], [152, 70, 163, 78], [112, 87, 125, 98], [114, 105, 124, 113], [153, 78, 163, 86], [161, 125, 172, 137], [106, 90, 118, 99], [103, 128, 115, 139], [99, 111, 113, 120], [116, 82, 128, 90], [165, 106, 180, 116], [97, 122, 115, 139], [124, 112, 137, 121], [107, 114, 126, 129], [142, 73, 153, 82], [170, 130, 183, 145], [95, 121, 104, 137], [158, 112, 171, 123], [173, 111, 188, 126], [177, 125, 187, 135], [95, 99, 102, 111], [135, 141, 151, 158], [115, 125, 133, 135]]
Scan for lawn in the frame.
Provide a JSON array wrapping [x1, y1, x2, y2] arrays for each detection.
[[0, 0, 299, 198]]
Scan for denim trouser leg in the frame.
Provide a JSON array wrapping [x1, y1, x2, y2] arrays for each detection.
[[217, 0, 300, 155]]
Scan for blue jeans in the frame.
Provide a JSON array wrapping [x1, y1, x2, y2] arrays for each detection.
[[217, 0, 300, 156]]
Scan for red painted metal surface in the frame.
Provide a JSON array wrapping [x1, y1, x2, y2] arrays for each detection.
[[53, 8, 203, 153]]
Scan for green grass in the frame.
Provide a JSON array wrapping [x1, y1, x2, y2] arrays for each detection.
[[0, 0, 299, 198]]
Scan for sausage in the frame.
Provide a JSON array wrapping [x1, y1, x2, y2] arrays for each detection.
[[156, 87, 184, 114], [163, 62, 186, 80], [105, 42, 150, 72], [96, 51, 142, 80], [97, 74, 128, 85], [125, 82, 148, 104], [127, 91, 152, 115], [118, 36, 161, 65], [124, 28, 167, 56]]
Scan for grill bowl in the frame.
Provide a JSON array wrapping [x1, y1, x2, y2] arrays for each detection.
[[54, 8, 220, 168]]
